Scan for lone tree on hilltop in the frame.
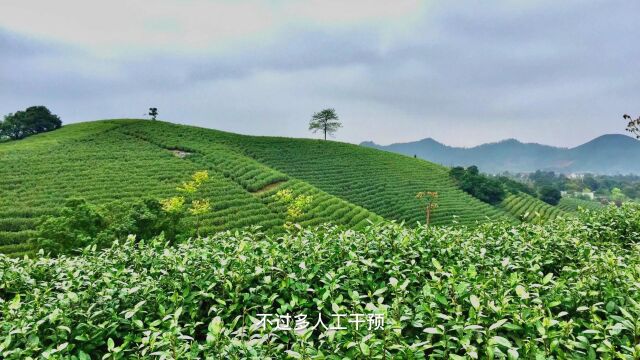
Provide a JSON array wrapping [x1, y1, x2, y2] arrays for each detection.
[[0, 106, 61, 140], [309, 108, 341, 140], [624, 114, 640, 138], [149, 107, 158, 120]]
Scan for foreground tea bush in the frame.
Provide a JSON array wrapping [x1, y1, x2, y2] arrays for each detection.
[[1, 205, 640, 359]]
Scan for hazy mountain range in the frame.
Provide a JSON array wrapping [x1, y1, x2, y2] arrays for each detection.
[[361, 134, 640, 174]]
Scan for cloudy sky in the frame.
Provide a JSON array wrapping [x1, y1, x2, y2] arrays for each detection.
[[1, 0, 638, 147]]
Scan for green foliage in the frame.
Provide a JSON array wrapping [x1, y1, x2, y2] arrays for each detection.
[[0, 106, 61, 140], [2, 205, 640, 358], [309, 108, 341, 140], [0, 120, 384, 255], [34, 198, 105, 254], [162, 170, 212, 238], [148, 107, 158, 121], [100, 198, 169, 242], [227, 127, 513, 227], [495, 175, 536, 196], [539, 186, 561, 205], [34, 198, 172, 255], [522, 170, 640, 202], [558, 197, 603, 212], [274, 189, 313, 228], [1, 119, 506, 256], [611, 187, 626, 204], [502, 193, 565, 224], [529, 170, 565, 190], [450, 166, 506, 205]]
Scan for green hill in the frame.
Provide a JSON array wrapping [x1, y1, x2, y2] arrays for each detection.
[[0, 119, 516, 256]]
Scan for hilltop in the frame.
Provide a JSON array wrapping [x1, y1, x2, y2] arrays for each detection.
[[362, 134, 640, 174], [0, 119, 514, 256]]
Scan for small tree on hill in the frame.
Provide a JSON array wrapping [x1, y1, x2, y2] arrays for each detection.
[[611, 187, 626, 206], [149, 107, 158, 120], [309, 108, 341, 140], [275, 189, 313, 230], [416, 191, 438, 227], [161, 170, 211, 239]]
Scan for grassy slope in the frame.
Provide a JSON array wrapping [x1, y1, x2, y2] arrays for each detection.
[[0, 119, 516, 255]]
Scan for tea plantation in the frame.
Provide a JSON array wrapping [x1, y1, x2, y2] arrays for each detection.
[[0, 119, 520, 256], [1, 119, 638, 358], [501, 193, 566, 224], [1, 204, 639, 358], [558, 197, 604, 212]]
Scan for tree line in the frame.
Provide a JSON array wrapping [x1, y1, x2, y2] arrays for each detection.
[[450, 166, 562, 205], [0, 106, 62, 140]]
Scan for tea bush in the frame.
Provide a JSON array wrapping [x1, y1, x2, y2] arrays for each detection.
[[1, 205, 639, 359]]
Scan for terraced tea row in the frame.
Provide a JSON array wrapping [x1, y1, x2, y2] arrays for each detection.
[[119, 121, 517, 226], [501, 193, 566, 223], [558, 197, 604, 212], [2, 119, 543, 255], [0, 121, 382, 255]]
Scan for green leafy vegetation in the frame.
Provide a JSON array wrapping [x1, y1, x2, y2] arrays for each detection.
[[523, 170, 640, 203], [538, 186, 561, 205], [558, 197, 604, 212], [0, 106, 61, 141], [274, 189, 314, 229], [0, 118, 636, 358], [207, 126, 514, 227], [501, 193, 566, 224], [308, 108, 341, 140], [2, 205, 640, 358], [0, 120, 518, 256], [33, 198, 175, 255], [449, 166, 506, 205]]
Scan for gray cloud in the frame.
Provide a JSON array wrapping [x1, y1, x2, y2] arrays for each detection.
[[1, 0, 640, 147]]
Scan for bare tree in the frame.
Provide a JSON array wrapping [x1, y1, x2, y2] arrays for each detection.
[[624, 114, 640, 138], [416, 191, 439, 227]]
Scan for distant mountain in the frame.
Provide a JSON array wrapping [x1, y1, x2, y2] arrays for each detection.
[[361, 134, 640, 174]]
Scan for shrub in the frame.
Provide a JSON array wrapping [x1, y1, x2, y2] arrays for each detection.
[[34, 198, 105, 254], [450, 166, 506, 204], [0, 106, 61, 140], [34, 198, 173, 255], [3, 205, 640, 358], [539, 186, 561, 205]]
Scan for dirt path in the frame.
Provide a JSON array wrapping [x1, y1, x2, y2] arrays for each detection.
[[252, 180, 288, 194]]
